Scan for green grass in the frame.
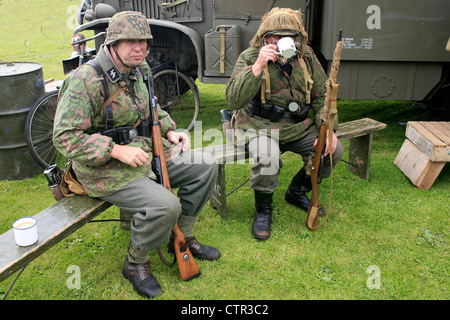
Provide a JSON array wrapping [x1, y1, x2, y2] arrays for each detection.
[[0, 0, 449, 300]]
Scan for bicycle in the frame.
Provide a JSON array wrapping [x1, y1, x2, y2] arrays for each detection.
[[25, 34, 200, 169], [151, 62, 200, 132]]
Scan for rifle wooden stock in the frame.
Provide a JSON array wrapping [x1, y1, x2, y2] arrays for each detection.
[[306, 123, 327, 231], [149, 94, 200, 281]]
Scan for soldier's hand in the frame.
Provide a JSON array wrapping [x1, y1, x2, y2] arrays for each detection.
[[166, 130, 190, 152], [314, 131, 338, 157], [110, 144, 149, 167], [252, 44, 278, 77]]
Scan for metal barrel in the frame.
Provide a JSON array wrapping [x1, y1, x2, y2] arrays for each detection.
[[0, 62, 45, 180]]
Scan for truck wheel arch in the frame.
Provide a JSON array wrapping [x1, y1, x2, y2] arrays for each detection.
[[147, 19, 204, 82], [74, 18, 204, 82]]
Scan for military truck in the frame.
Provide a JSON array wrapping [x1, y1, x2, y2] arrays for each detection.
[[74, 0, 450, 125]]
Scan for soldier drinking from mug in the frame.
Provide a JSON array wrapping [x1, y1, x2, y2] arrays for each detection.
[[225, 7, 344, 240]]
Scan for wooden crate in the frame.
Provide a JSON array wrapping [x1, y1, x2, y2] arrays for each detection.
[[394, 121, 450, 189]]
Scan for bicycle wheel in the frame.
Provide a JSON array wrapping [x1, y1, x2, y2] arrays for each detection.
[[152, 68, 200, 132], [24, 90, 68, 168]]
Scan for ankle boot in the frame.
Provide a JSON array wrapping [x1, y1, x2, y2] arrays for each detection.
[[168, 235, 221, 261], [122, 257, 163, 298], [285, 167, 325, 216], [252, 191, 273, 240]]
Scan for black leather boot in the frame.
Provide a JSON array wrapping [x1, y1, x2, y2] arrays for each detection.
[[252, 191, 273, 240], [285, 167, 325, 216], [168, 235, 221, 261], [122, 257, 163, 298]]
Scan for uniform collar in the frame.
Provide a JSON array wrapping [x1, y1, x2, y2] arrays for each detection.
[[96, 45, 140, 83]]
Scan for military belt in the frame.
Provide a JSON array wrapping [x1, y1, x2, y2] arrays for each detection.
[[101, 119, 151, 145], [247, 100, 308, 122]]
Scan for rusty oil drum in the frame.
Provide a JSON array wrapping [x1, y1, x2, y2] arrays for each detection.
[[0, 62, 45, 180]]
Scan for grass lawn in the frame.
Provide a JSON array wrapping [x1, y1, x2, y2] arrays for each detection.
[[0, 0, 448, 301]]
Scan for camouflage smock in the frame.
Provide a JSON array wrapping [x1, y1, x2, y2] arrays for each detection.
[[53, 45, 176, 197], [225, 45, 334, 145]]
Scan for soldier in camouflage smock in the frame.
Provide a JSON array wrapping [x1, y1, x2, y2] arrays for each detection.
[[53, 11, 220, 299], [225, 7, 343, 240]]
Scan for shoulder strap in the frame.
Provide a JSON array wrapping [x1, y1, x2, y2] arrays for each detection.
[[261, 66, 271, 104], [298, 56, 314, 106], [260, 56, 313, 106], [86, 60, 115, 130], [99, 87, 124, 114]]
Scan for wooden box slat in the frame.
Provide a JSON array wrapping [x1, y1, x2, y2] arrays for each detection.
[[406, 121, 450, 162], [394, 139, 446, 189]]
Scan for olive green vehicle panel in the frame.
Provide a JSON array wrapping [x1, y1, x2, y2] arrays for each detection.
[[77, 0, 450, 105], [320, 0, 450, 63]]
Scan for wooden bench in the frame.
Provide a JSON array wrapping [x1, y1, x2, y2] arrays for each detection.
[[0, 196, 111, 284], [205, 118, 387, 217], [0, 117, 386, 287], [394, 121, 450, 189]]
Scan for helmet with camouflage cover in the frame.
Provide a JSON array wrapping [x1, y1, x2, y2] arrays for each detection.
[[250, 7, 308, 55], [105, 11, 153, 46]]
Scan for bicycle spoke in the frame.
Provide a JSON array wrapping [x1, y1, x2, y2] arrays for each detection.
[[152, 68, 200, 132], [25, 90, 68, 168]]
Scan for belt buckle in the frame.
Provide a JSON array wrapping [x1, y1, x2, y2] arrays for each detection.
[[129, 128, 138, 139]]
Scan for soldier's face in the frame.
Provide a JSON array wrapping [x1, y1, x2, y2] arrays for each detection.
[[264, 35, 296, 46], [113, 39, 148, 70]]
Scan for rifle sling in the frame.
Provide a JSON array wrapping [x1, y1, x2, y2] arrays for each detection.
[[308, 81, 339, 231]]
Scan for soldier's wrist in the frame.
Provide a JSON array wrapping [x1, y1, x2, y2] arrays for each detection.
[[165, 129, 174, 139]]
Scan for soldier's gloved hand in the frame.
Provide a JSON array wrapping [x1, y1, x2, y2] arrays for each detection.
[[110, 144, 149, 167]]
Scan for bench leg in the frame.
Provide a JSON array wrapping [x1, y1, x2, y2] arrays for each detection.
[[348, 134, 373, 180], [209, 163, 227, 218]]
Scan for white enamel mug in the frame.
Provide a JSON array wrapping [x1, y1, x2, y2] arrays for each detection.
[[13, 217, 38, 246], [276, 37, 297, 59]]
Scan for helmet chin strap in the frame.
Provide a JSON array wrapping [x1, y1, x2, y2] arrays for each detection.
[[112, 45, 134, 70]]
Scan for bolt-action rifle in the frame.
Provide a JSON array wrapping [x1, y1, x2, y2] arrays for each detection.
[[147, 75, 201, 281], [306, 30, 343, 231]]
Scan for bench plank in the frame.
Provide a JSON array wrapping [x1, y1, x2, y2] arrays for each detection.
[[0, 196, 111, 282], [199, 143, 248, 164], [335, 118, 387, 140]]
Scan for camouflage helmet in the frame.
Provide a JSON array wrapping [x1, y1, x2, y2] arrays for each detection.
[[105, 11, 153, 46], [250, 7, 308, 55]]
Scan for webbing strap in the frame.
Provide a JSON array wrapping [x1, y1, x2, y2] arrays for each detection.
[[86, 60, 114, 130], [260, 56, 313, 105], [100, 87, 124, 114], [261, 66, 271, 103], [298, 56, 314, 105]]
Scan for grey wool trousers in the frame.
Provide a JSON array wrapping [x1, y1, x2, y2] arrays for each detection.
[[247, 130, 344, 194], [101, 150, 218, 263]]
